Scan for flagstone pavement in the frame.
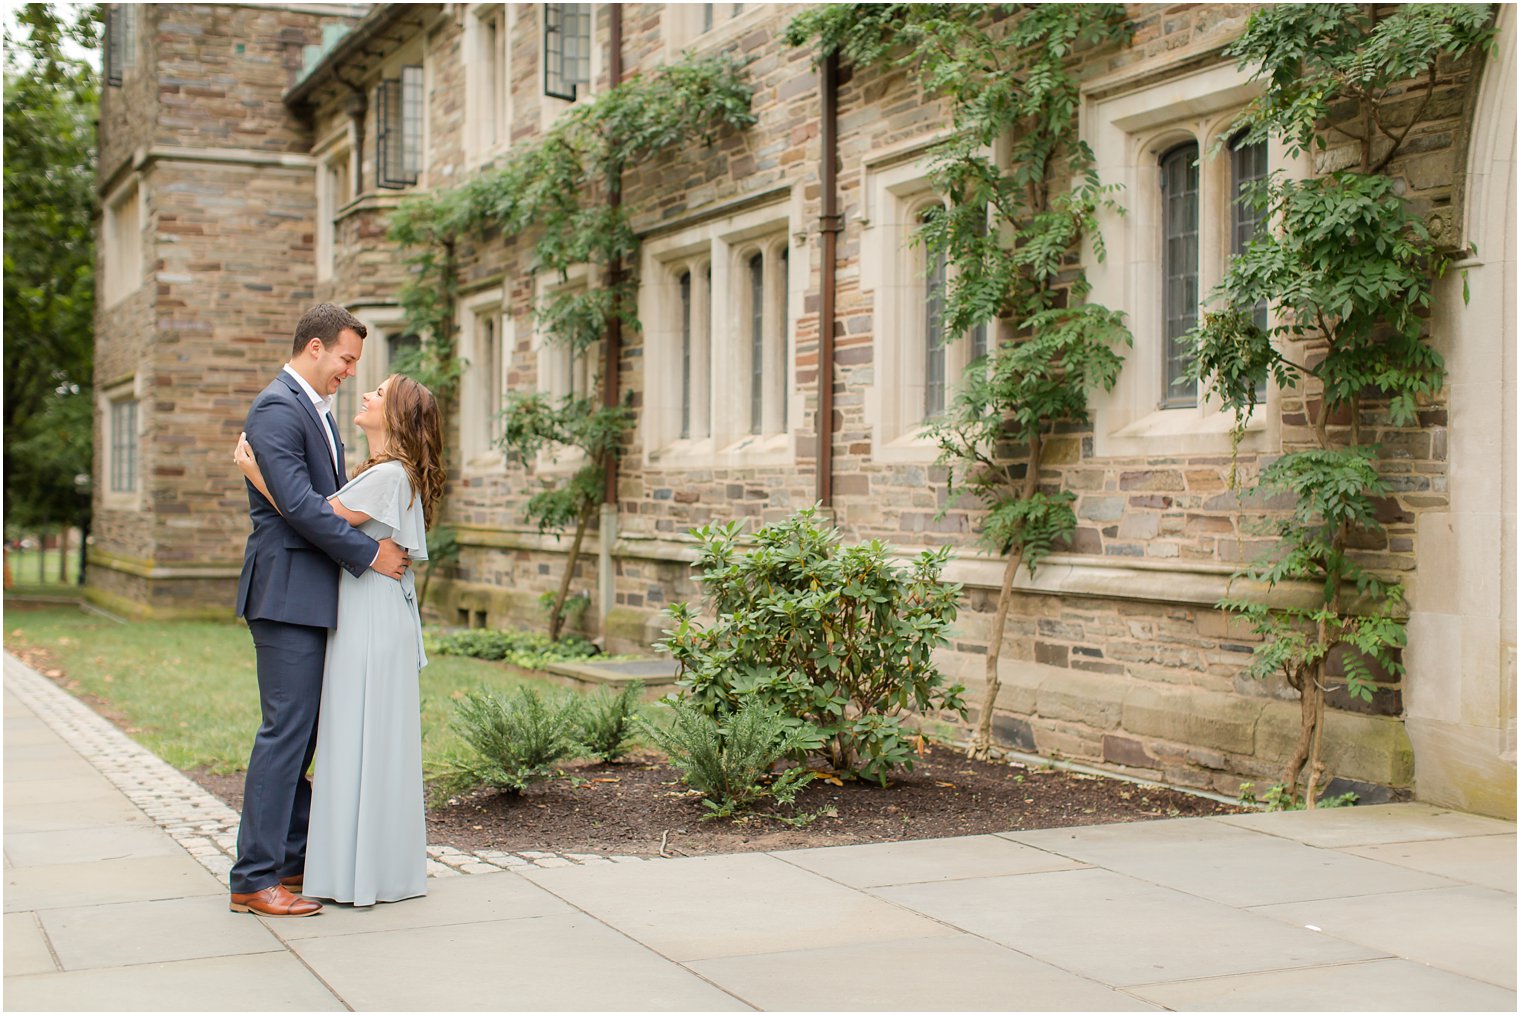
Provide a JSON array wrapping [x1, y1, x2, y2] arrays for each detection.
[[5, 651, 1515, 1011]]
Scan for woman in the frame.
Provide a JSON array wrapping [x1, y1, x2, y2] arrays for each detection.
[[235, 373, 445, 906]]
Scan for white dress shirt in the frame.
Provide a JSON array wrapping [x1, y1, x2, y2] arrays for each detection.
[[282, 364, 340, 478]]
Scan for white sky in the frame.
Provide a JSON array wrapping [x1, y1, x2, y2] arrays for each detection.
[[2, 1, 98, 70]]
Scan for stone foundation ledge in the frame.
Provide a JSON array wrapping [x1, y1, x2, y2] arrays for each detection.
[[958, 655, 1415, 795]]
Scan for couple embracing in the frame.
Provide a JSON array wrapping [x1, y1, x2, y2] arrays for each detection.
[[227, 304, 445, 917]]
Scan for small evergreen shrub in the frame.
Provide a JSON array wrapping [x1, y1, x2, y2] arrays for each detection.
[[436, 686, 584, 795], [578, 681, 644, 762], [638, 699, 815, 819], [657, 506, 966, 784]]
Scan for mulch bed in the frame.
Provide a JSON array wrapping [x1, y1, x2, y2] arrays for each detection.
[[195, 746, 1242, 859], [13, 637, 1243, 858]]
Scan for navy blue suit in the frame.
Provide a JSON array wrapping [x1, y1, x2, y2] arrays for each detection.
[[229, 370, 380, 894]]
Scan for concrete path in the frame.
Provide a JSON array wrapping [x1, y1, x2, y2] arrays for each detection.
[[5, 652, 1515, 1011]]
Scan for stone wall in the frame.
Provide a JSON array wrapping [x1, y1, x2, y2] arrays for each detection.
[[90, 3, 360, 614], [96, 3, 1513, 808], [390, 3, 1488, 796]]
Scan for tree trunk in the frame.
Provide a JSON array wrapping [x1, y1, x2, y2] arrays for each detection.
[[967, 547, 1024, 760], [77, 514, 89, 585], [38, 533, 46, 584], [58, 528, 69, 583], [1280, 664, 1317, 799], [550, 501, 596, 642], [417, 559, 435, 611], [1304, 674, 1327, 809], [1303, 557, 1346, 808], [967, 431, 1042, 761]]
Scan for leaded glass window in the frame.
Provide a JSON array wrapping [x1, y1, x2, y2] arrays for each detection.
[[1160, 142, 1199, 408]]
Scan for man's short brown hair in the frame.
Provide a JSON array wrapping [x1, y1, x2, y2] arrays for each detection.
[[291, 303, 367, 357]]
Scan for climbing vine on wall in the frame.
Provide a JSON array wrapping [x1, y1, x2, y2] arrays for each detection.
[[1189, 4, 1495, 806], [787, 3, 1134, 759], [387, 53, 756, 637]]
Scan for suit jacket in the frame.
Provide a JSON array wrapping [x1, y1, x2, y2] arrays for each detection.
[[236, 370, 379, 628]]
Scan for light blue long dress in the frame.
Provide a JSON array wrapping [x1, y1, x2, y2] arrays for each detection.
[[303, 461, 430, 907]]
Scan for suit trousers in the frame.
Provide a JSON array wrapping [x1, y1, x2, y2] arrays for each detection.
[[229, 618, 328, 893]]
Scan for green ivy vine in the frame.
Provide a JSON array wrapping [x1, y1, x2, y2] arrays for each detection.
[[787, 3, 1134, 759], [387, 53, 756, 638]]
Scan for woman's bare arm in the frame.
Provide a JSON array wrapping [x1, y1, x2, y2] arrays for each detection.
[[234, 433, 279, 511], [236, 433, 371, 527], [328, 496, 371, 527]]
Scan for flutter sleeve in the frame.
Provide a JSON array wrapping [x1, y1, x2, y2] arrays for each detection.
[[333, 462, 429, 560]]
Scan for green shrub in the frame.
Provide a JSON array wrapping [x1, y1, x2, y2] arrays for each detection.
[[435, 686, 585, 795], [579, 681, 644, 762], [638, 699, 815, 820], [426, 627, 599, 669], [656, 506, 966, 784]]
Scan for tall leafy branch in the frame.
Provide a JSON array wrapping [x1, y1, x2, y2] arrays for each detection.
[[388, 55, 755, 638], [787, 4, 1133, 759], [4, 4, 100, 539], [1188, 4, 1494, 805]]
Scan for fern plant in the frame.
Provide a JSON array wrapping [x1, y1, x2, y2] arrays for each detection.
[[579, 681, 645, 762], [435, 686, 585, 796], [639, 699, 816, 820]]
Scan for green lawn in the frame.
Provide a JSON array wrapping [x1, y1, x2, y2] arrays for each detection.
[[6, 546, 82, 590], [3, 608, 562, 776]]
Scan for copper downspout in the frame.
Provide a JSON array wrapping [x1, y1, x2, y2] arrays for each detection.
[[602, 4, 623, 507], [816, 51, 841, 508]]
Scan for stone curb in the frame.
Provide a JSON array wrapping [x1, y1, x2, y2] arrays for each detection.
[[3, 652, 644, 881]]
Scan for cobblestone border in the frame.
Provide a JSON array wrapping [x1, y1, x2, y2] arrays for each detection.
[[3, 652, 644, 881]]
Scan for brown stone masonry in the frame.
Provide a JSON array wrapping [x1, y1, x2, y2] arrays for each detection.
[[92, 3, 1500, 797]]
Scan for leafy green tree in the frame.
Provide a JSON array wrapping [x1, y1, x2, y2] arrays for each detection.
[[787, 4, 1134, 759], [1188, 4, 1495, 805], [3, 4, 99, 537], [500, 392, 632, 641]]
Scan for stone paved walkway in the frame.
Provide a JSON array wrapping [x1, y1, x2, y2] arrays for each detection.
[[2, 652, 642, 881], [6, 649, 1516, 1011]]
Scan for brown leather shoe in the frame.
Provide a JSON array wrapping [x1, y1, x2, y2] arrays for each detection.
[[279, 874, 304, 892], [230, 884, 322, 917]]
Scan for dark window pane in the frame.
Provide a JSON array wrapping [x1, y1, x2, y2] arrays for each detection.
[[376, 73, 421, 189], [105, 7, 124, 86], [1160, 142, 1199, 408], [779, 247, 789, 431], [680, 271, 692, 439], [1231, 134, 1270, 402], [388, 331, 421, 366], [111, 400, 137, 492], [925, 243, 947, 419], [749, 253, 764, 434], [544, 3, 591, 100]]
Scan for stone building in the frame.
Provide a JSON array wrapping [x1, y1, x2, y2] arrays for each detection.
[[91, 3, 1517, 816]]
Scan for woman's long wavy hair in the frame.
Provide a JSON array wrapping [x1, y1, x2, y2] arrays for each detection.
[[355, 374, 446, 528]]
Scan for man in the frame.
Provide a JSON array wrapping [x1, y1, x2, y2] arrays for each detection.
[[228, 304, 410, 918]]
